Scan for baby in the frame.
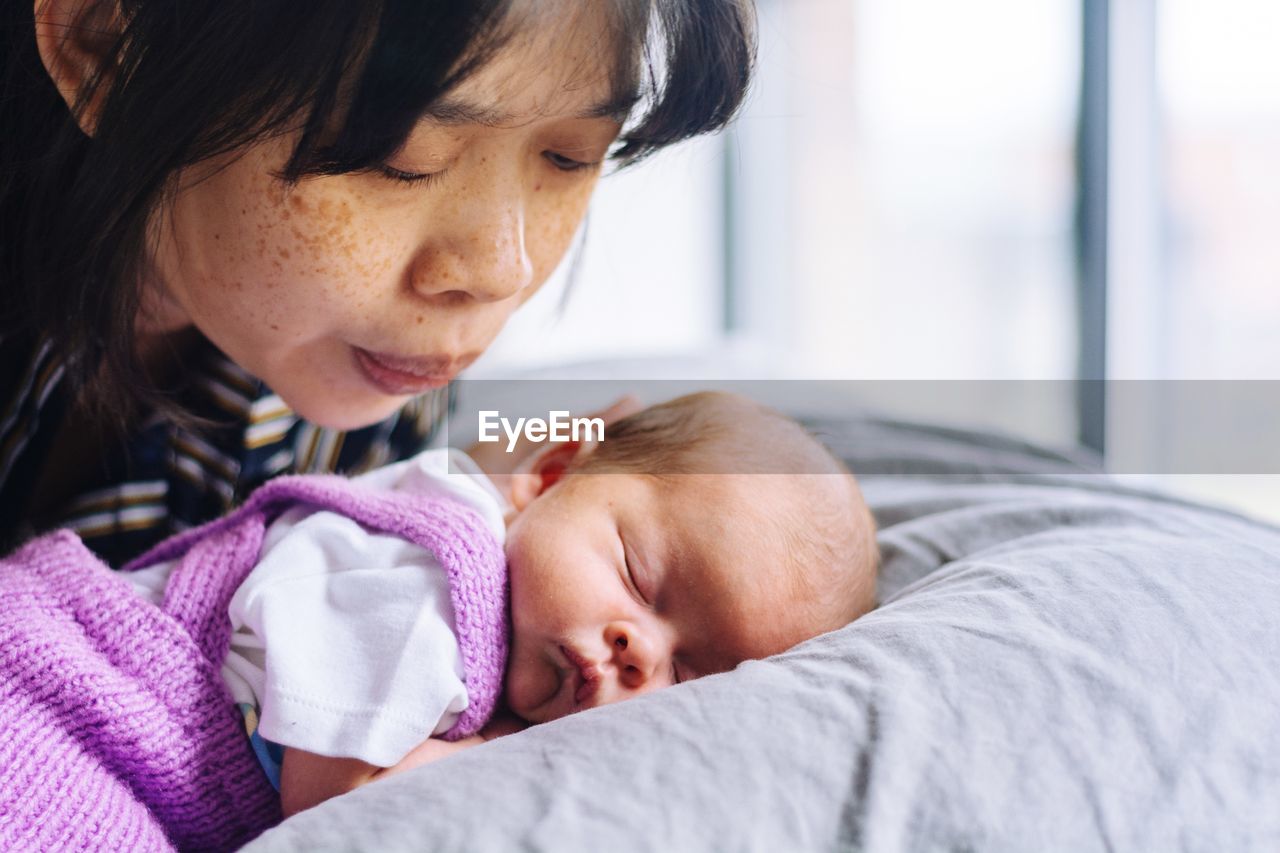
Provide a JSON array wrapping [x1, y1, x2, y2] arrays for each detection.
[[0, 392, 877, 847], [260, 392, 879, 814]]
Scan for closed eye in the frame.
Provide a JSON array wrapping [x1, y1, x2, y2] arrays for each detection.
[[543, 151, 598, 172], [376, 164, 447, 187], [622, 549, 648, 605]]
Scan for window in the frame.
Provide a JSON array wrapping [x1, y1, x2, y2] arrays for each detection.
[[475, 0, 1279, 522], [1110, 0, 1280, 520]]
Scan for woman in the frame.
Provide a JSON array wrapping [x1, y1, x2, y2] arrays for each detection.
[[0, 0, 755, 563]]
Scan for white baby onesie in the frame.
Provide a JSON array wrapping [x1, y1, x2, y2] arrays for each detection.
[[125, 448, 508, 768]]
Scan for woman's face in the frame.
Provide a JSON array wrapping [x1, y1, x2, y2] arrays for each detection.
[[143, 19, 623, 429]]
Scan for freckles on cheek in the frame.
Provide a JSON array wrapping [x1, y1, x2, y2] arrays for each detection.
[[243, 179, 400, 318], [527, 183, 596, 276], [284, 191, 395, 279]]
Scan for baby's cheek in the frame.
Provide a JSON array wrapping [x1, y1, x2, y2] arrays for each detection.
[[503, 647, 555, 722]]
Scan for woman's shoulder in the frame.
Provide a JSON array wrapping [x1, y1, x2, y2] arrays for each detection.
[[0, 330, 70, 555], [0, 329, 62, 400], [0, 329, 68, 467]]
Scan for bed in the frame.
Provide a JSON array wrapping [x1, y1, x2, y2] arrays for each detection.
[[245, 412, 1280, 851]]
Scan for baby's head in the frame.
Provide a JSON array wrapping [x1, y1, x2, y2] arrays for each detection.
[[502, 392, 878, 723]]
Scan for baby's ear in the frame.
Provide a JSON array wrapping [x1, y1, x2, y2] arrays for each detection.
[[507, 440, 593, 511]]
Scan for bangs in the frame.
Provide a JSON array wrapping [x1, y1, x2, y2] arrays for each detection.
[[282, 0, 755, 179], [279, 0, 522, 179], [613, 0, 756, 164]]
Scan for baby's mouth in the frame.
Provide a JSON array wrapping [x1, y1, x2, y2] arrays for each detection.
[[559, 644, 602, 710]]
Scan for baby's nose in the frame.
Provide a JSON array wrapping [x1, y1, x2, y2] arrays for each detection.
[[605, 624, 663, 691]]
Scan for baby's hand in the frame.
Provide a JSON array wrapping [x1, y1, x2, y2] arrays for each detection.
[[379, 734, 486, 779], [374, 709, 530, 779], [281, 734, 491, 818]]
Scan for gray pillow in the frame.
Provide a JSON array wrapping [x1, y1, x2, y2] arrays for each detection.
[[247, 417, 1280, 852]]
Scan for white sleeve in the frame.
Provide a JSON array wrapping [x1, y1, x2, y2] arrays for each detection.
[[229, 509, 471, 768]]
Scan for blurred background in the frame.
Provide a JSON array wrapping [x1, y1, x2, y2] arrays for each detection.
[[475, 0, 1280, 522]]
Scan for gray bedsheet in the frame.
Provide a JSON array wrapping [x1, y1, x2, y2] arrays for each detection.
[[246, 417, 1280, 852]]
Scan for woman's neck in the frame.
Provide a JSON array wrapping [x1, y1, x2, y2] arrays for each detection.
[[133, 259, 199, 385], [135, 325, 203, 388]]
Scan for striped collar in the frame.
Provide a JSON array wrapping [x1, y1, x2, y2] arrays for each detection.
[[0, 333, 450, 566]]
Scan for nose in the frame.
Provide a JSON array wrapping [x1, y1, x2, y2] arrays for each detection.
[[408, 200, 535, 306], [604, 622, 668, 692]]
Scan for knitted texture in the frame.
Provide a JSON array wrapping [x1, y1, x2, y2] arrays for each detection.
[[0, 475, 508, 851]]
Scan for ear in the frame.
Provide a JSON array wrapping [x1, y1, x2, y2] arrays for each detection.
[[34, 0, 125, 136], [507, 440, 594, 513]]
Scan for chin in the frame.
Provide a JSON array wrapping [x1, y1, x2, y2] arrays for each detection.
[[278, 388, 409, 432]]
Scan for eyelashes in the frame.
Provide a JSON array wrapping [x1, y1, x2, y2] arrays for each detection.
[[623, 551, 648, 606], [542, 151, 597, 172], [376, 164, 447, 187], [375, 151, 599, 187]]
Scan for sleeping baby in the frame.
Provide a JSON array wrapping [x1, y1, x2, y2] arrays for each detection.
[[0, 392, 878, 849]]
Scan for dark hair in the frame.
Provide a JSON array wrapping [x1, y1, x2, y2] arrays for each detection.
[[0, 0, 755, 424]]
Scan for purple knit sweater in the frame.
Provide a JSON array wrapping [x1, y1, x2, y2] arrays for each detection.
[[0, 475, 508, 852]]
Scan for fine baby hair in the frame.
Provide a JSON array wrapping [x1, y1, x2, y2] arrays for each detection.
[[594, 392, 880, 624]]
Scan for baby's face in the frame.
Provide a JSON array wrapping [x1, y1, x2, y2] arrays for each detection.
[[503, 471, 824, 723]]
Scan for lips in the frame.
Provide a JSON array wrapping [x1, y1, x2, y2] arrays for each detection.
[[353, 347, 459, 395], [560, 644, 602, 710]]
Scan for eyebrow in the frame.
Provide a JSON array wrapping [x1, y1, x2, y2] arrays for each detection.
[[421, 92, 640, 127]]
